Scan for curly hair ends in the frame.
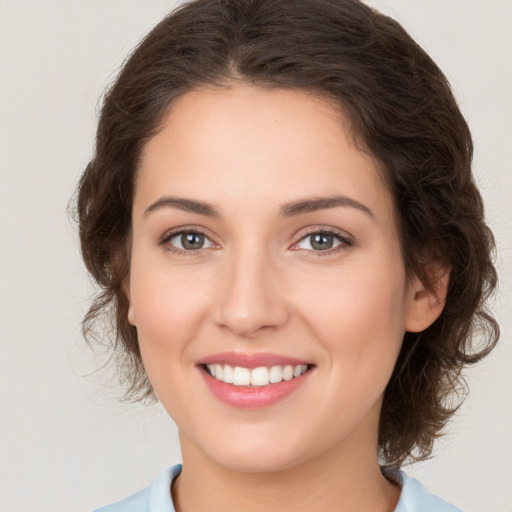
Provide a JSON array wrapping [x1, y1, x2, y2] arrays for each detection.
[[75, 0, 499, 466]]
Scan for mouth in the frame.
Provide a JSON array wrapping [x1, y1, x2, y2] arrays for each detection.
[[202, 363, 311, 387], [196, 352, 315, 409]]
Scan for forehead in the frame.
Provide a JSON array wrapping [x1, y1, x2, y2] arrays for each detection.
[[136, 85, 394, 225]]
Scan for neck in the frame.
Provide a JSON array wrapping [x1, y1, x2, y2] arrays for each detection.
[[172, 430, 400, 512]]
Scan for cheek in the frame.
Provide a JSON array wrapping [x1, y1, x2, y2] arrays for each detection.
[[128, 258, 217, 413], [294, 258, 408, 373], [128, 255, 214, 359]]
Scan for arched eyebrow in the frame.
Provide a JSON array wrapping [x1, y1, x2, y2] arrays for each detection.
[[144, 196, 219, 217], [144, 194, 374, 219], [280, 195, 374, 219]]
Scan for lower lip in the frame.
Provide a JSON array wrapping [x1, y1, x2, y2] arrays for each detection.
[[199, 367, 312, 409]]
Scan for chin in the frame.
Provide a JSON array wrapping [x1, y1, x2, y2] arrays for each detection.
[[188, 425, 319, 474]]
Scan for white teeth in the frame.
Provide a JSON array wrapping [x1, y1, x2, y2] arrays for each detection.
[[269, 365, 283, 383], [233, 367, 251, 386], [223, 364, 234, 383], [250, 367, 269, 386], [297, 364, 307, 377], [206, 364, 309, 387], [283, 365, 294, 381]]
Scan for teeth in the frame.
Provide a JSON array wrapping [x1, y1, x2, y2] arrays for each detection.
[[206, 364, 308, 387], [251, 367, 269, 386], [283, 365, 294, 381], [269, 365, 283, 383], [233, 367, 251, 386], [223, 364, 234, 384]]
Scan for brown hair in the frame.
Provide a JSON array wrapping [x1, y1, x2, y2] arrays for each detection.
[[75, 0, 499, 466]]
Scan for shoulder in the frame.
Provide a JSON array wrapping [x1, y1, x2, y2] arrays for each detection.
[[385, 468, 464, 512], [91, 464, 182, 512]]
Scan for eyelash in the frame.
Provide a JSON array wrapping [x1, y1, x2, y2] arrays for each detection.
[[160, 227, 218, 256], [160, 227, 354, 256], [291, 227, 354, 256]]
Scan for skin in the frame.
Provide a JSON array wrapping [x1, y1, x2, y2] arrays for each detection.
[[126, 84, 446, 512]]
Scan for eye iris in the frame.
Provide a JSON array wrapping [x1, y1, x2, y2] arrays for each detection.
[[181, 232, 204, 250], [311, 233, 334, 250]]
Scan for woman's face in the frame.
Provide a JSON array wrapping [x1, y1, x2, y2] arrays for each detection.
[[127, 85, 421, 472]]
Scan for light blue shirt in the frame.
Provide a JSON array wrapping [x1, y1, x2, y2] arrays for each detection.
[[93, 464, 463, 512]]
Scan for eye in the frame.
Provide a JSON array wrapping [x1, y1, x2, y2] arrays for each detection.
[[163, 230, 216, 251], [293, 230, 352, 252]]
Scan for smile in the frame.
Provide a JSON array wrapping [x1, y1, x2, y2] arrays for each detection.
[[205, 364, 309, 387], [197, 352, 314, 408]]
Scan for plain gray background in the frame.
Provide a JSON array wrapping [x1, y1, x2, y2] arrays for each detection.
[[0, 1, 510, 511]]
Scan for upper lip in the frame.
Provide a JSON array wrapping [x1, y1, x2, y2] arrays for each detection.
[[196, 352, 312, 369]]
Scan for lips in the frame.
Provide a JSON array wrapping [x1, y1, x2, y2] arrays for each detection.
[[196, 352, 314, 409], [197, 352, 311, 369]]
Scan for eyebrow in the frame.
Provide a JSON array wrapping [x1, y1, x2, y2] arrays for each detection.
[[280, 195, 374, 219], [144, 194, 374, 219], [144, 196, 220, 217]]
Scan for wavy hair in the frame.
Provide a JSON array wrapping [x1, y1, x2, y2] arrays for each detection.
[[75, 0, 499, 466]]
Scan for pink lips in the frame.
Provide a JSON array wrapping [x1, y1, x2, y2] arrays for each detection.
[[197, 352, 309, 369], [196, 352, 313, 409]]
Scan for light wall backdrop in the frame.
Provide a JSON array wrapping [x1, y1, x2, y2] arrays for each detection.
[[1, 1, 510, 511]]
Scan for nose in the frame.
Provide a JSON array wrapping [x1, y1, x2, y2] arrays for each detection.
[[213, 247, 290, 339]]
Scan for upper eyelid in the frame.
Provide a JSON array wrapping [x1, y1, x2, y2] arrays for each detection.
[[160, 227, 219, 254], [293, 225, 353, 242], [161, 225, 214, 242], [159, 225, 353, 249]]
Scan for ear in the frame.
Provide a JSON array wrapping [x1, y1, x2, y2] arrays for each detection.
[[405, 266, 450, 333], [122, 277, 137, 326]]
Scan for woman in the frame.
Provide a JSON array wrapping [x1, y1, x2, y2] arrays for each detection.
[[76, 0, 499, 510]]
